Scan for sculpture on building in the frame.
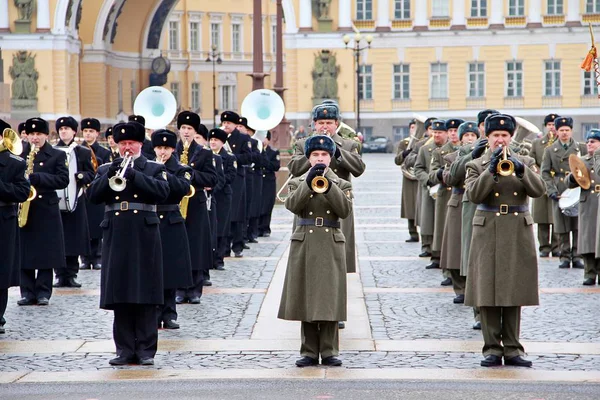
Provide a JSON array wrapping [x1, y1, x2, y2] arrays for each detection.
[[316, 0, 331, 20], [14, 0, 34, 21], [9, 51, 39, 100], [147, 0, 178, 49], [312, 50, 339, 104]]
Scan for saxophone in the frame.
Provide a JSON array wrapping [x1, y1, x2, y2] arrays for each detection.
[[179, 141, 195, 219], [18, 145, 39, 228]]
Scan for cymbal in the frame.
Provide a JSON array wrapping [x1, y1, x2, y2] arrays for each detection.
[[568, 154, 591, 190]]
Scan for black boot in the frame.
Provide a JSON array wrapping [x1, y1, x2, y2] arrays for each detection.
[[295, 356, 318, 367], [480, 355, 502, 367]]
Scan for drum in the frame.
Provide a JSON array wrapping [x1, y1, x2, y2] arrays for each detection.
[[558, 187, 580, 217], [55, 144, 80, 212], [429, 184, 440, 199]]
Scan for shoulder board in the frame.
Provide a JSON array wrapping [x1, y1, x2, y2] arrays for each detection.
[[9, 154, 25, 162]]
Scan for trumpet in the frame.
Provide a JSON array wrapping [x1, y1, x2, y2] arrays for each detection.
[[311, 175, 329, 193], [108, 152, 134, 192], [497, 145, 515, 177]]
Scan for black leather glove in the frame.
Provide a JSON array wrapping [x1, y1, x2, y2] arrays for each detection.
[[549, 192, 560, 201], [508, 155, 525, 177], [124, 167, 136, 181], [306, 163, 327, 190], [488, 147, 503, 174], [402, 148, 412, 159], [28, 173, 40, 186], [436, 167, 444, 181], [334, 146, 342, 160], [107, 160, 121, 178], [471, 139, 488, 159], [567, 172, 576, 185]]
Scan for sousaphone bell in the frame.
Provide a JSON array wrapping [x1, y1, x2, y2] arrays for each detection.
[[133, 86, 178, 129]]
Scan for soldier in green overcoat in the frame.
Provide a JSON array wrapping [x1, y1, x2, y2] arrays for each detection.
[[465, 114, 545, 368], [278, 135, 353, 368], [394, 119, 419, 242]]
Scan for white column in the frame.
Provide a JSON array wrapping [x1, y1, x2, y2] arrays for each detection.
[[489, 0, 504, 26], [338, 0, 352, 31], [528, 0, 542, 26], [299, 0, 312, 31], [566, 0, 581, 26], [451, 0, 466, 27], [414, 0, 428, 29], [37, 0, 51, 32], [376, 0, 390, 31], [0, 0, 9, 31]]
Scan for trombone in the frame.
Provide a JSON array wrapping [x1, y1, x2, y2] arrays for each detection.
[[108, 152, 134, 192]]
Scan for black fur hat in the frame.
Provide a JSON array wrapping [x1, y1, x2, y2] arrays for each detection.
[[554, 116, 573, 130], [209, 128, 228, 143], [128, 115, 146, 127], [457, 121, 480, 140], [113, 122, 145, 143], [25, 118, 49, 135], [477, 109, 499, 126], [151, 129, 178, 148], [304, 135, 336, 158], [81, 118, 101, 132], [56, 116, 78, 132], [484, 114, 516, 136], [178, 111, 201, 132]]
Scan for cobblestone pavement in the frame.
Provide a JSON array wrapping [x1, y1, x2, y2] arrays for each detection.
[[1, 154, 600, 376]]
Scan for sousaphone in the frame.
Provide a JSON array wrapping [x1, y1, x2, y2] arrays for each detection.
[[133, 86, 178, 129], [568, 154, 591, 190], [241, 89, 285, 131]]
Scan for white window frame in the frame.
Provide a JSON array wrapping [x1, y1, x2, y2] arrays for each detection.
[[359, 64, 373, 100], [470, 0, 487, 17], [544, 60, 561, 97], [430, 62, 448, 99], [231, 23, 242, 54], [468, 62, 485, 98], [505, 61, 523, 98], [393, 64, 410, 100], [547, 0, 564, 15], [394, 0, 410, 20], [219, 84, 236, 110], [271, 21, 277, 54], [586, 0, 600, 13], [189, 21, 200, 52], [393, 126, 409, 142], [432, 0, 450, 18], [170, 82, 181, 105], [356, 0, 373, 20], [168, 20, 180, 51], [191, 82, 201, 112], [582, 70, 599, 96], [508, 0, 525, 16]]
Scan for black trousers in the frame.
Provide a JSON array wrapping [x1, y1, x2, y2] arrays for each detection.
[[230, 221, 245, 253], [177, 270, 204, 300], [157, 289, 177, 323], [82, 238, 102, 265], [247, 217, 259, 240], [55, 256, 79, 280], [0, 289, 8, 326], [20, 269, 53, 300], [215, 236, 227, 265], [258, 213, 272, 235], [113, 304, 158, 360]]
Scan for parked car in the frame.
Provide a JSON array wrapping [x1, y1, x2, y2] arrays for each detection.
[[362, 136, 394, 153]]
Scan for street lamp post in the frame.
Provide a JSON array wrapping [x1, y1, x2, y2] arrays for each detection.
[[206, 44, 222, 127], [343, 32, 372, 135]]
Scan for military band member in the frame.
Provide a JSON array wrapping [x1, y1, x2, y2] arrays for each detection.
[[530, 113, 560, 258], [0, 120, 30, 333], [278, 135, 352, 367], [440, 121, 479, 303], [18, 118, 69, 306], [243, 121, 264, 244], [18, 122, 27, 142], [541, 117, 586, 269], [567, 129, 600, 285], [465, 114, 544, 368], [175, 112, 217, 302], [105, 127, 119, 161], [395, 119, 419, 242], [209, 128, 237, 270], [129, 115, 155, 161], [88, 121, 169, 366], [287, 104, 365, 273], [81, 117, 111, 270], [259, 131, 281, 237], [223, 111, 253, 257], [53, 116, 94, 288], [152, 129, 193, 329]]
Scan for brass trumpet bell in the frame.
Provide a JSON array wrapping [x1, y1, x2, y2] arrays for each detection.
[[0, 128, 23, 156], [497, 145, 515, 177], [311, 176, 329, 193]]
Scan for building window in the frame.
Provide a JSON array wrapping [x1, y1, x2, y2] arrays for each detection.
[[190, 22, 200, 51], [271, 23, 277, 53], [582, 123, 600, 137], [170, 82, 180, 105], [220, 85, 235, 110], [587, 0, 600, 13], [393, 64, 410, 99], [211, 23, 221, 51], [232, 24, 241, 53], [359, 65, 373, 100], [362, 127, 373, 140], [356, 0, 373, 20], [430, 63, 448, 99], [191, 83, 201, 112], [168, 21, 179, 51], [432, 0, 450, 17], [583, 71, 599, 96], [470, 0, 487, 17], [509, 0, 525, 16], [393, 126, 409, 142], [468, 62, 485, 98], [544, 60, 561, 96], [547, 0, 563, 15], [394, 0, 410, 19], [506, 61, 523, 97]]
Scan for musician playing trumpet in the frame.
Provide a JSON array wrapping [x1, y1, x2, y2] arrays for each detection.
[[53, 116, 95, 289], [87, 122, 169, 366], [278, 135, 352, 367]]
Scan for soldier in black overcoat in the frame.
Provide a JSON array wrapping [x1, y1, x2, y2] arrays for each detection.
[[0, 120, 30, 333], [209, 128, 236, 269], [54, 117, 94, 288], [87, 121, 169, 366], [244, 122, 264, 243], [18, 118, 69, 306], [174, 112, 217, 303], [152, 129, 193, 329], [105, 127, 119, 161], [259, 131, 281, 237], [129, 115, 155, 161], [81, 118, 111, 270], [223, 111, 252, 257]]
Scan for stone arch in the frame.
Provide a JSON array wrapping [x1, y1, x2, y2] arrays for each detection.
[[53, 0, 71, 34], [92, 0, 116, 48]]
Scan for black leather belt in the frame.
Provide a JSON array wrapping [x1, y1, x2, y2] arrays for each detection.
[[452, 188, 465, 195], [297, 217, 340, 228], [477, 204, 529, 215], [157, 204, 180, 212], [0, 201, 15, 207], [105, 202, 157, 212]]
